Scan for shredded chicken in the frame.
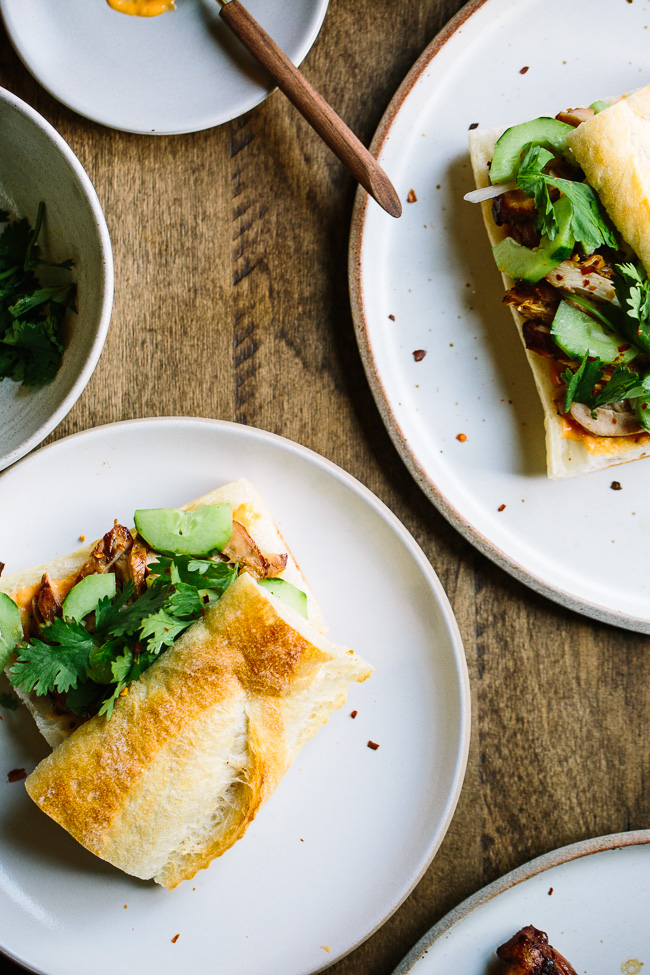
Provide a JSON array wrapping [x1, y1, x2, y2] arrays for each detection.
[[497, 925, 577, 975], [75, 522, 135, 583], [546, 260, 618, 304], [521, 319, 565, 360], [504, 280, 560, 324], [222, 520, 288, 581]]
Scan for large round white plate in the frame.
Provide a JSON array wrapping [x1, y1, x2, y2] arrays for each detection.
[[393, 831, 650, 974], [0, 0, 329, 134], [349, 0, 650, 633], [0, 418, 469, 975]]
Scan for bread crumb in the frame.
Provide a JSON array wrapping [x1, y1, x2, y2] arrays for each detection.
[[350, 710, 358, 718], [367, 740, 379, 750], [498, 504, 506, 512], [79, 534, 86, 542], [124, 904, 128, 909], [388, 314, 395, 321], [611, 480, 622, 490], [456, 433, 467, 442], [321, 946, 331, 953], [171, 934, 180, 944], [520, 65, 530, 74], [413, 349, 427, 362], [407, 189, 417, 203]]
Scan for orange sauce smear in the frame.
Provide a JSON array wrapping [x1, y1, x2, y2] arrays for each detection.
[[106, 0, 175, 16]]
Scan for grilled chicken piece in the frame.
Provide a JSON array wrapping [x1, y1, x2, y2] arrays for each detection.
[[504, 281, 560, 324], [497, 925, 577, 975], [30, 573, 62, 636], [521, 319, 564, 359], [555, 106, 595, 127], [222, 520, 288, 581], [546, 261, 618, 303], [75, 522, 135, 583], [125, 538, 149, 596]]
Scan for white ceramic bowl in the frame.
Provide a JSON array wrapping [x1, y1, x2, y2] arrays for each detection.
[[0, 87, 113, 471]]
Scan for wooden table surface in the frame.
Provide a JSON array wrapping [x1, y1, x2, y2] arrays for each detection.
[[2, 1, 649, 973]]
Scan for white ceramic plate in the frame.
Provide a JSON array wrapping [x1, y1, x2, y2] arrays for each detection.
[[349, 0, 650, 633], [0, 418, 469, 975], [393, 831, 650, 974], [0, 0, 329, 134]]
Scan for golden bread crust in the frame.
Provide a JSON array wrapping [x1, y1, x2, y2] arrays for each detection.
[[24, 572, 371, 888], [567, 85, 650, 275]]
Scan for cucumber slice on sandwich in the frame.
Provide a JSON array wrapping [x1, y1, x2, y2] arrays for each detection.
[[0, 594, 23, 670], [134, 504, 232, 555]]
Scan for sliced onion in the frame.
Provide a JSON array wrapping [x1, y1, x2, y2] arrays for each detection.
[[463, 181, 517, 204]]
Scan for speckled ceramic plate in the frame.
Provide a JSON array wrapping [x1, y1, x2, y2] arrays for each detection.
[[0, 0, 329, 134], [393, 831, 650, 974], [349, 0, 650, 633], [0, 418, 469, 975]]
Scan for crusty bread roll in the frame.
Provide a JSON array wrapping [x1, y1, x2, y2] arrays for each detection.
[[469, 116, 650, 479], [1, 478, 328, 747], [25, 571, 371, 889], [567, 85, 650, 275]]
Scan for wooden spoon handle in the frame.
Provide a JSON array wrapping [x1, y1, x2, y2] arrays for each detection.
[[219, 0, 402, 217]]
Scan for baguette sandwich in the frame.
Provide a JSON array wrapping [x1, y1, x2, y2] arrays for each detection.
[[468, 84, 650, 478], [0, 479, 371, 889]]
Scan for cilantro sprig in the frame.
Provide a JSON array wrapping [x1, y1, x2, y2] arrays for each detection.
[[8, 555, 238, 719], [0, 203, 75, 387], [516, 145, 617, 253], [614, 262, 650, 354], [561, 357, 650, 414]]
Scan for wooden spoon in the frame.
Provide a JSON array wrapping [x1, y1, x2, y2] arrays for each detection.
[[216, 0, 402, 218]]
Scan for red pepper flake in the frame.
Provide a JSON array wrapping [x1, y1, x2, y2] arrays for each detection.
[[7, 768, 26, 782], [468, 122, 479, 130], [611, 481, 622, 491], [367, 740, 379, 750], [350, 710, 358, 719], [548, 887, 554, 895], [498, 504, 506, 512], [413, 349, 426, 362], [519, 65, 530, 74], [124, 904, 128, 909], [79, 534, 86, 542], [456, 433, 467, 442], [407, 189, 417, 203], [171, 934, 180, 944], [388, 314, 395, 321]]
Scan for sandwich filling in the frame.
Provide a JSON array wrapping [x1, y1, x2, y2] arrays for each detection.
[[473, 100, 650, 448], [0, 504, 306, 727]]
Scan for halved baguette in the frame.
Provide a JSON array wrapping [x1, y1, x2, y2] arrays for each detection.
[[469, 88, 650, 478]]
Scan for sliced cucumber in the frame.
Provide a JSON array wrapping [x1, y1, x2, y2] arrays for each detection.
[[62, 574, 117, 622], [134, 504, 232, 556], [490, 117, 574, 184], [258, 578, 308, 619], [551, 300, 638, 365], [590, 101, 610, 115], [492, 196, 574, 283], [0, 594, 23, 671]]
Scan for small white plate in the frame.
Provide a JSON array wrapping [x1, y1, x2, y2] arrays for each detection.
[[393, 831, 650, 974], [0, 418, 469, 975], [0, 0, 329, 134], [349, 0, 650, 632]]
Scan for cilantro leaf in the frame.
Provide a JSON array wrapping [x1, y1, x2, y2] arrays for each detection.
[[0, 205, 74, 388], [614, 262, 650, 354], [9, 619, 94, 695], [148, 555, 237, 595], [517, 144, 617, 252], [561, 356, 604, 412], [139, 610, 193, 656], [591, 365, 650, 408], [95, 581, 168, 639], [165, 583, 204, 618]]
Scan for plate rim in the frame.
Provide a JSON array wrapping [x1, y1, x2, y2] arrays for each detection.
[[0, 0, 330, 135], [393, 828, 650, 974], [347, 0, 650, 635], [0, 415, 471, 975], [0, 85, 114, 473]]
